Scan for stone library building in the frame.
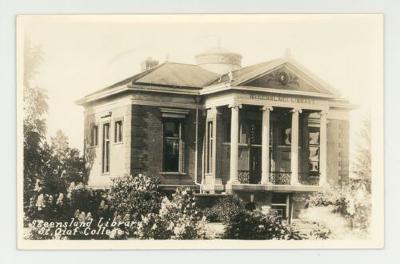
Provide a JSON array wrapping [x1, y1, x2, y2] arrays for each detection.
[[77, 47, 351, 220]]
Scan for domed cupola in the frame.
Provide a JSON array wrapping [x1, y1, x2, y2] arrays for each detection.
[[195, 47, 242, 75]]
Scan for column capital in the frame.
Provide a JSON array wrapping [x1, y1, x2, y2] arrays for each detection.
[[261, 105, 274, 111], [291, 107, 302, 114], [228, 103, 242, 109], [320, 109, 329, 116], [207, 106, 219, 116]]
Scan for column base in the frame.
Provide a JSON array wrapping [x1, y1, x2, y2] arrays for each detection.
[[260, 179, 272, 185], [225, 180, 239, 194]]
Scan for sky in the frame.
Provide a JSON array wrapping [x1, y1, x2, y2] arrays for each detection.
[[21, 14, 382, 153]]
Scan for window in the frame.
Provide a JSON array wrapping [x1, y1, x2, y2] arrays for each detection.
[[308, 127, 320, 176], [206, 121, 213, 173], [163, 119, 184, 172], [114, 120, 123, 143], [102, 123, 110, 173], [90, 125, 98, 146], [271, 193, 290, 219]]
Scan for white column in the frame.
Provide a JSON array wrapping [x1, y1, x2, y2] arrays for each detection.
[[290, 108, 302, 185], [319, 110, 328, 186], [261, 106, 273, 184], [211, 107, 218, 179], [228, 103, 241, 185]]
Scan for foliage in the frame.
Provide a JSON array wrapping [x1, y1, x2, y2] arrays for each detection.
[[23, 38, 87, 208], [23, 39, 49, 207], [305, 182, 371, 233], [352, 117, 371, 193], [292, 221, 332, 240], [203, 195, 246, 223], [307, 223, 331, 240], [108, 174, 162, 223], [223, 209, 303, 240], [24, 179, 111, 240], [48, 130, 87, 186], [135, 188, 207, 240]]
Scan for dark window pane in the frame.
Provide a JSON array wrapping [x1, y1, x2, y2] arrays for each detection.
[[91, 126, 98, 146], [249, 122, 261, 144], [115, 121, 123, 142], [272, 193, 287, 204], [164, 120, 179, 137], [163, 138, 179, 171], [102, 123, 110, 173]]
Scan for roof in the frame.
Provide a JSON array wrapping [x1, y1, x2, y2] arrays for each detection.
[[209, 57, 340, 96], [211, 58, 285, 85], [78, 56, 341, 105], [134, 62, 219, 88], [78, 62, 220, 103]]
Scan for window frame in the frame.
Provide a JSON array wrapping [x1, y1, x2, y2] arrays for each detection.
[[114, 119, 124, 144], [102, 122, 111, 174], [162, 118, 185, 174], [90, 124, 99, 147]]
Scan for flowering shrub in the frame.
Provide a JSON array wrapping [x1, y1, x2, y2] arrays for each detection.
[[25, 174, 209, 240], [223, 209, 302, 240], [306, 183, 371, 233], [307, 223, 331, 240], [135, 188, 207, 240], [203, 195, 246, 223], [106, 174, 162, 237], [108, 174, 162, 221], [291, 220, 332, 240], [24, 179, 112, 240]]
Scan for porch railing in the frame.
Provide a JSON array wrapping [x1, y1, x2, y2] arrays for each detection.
[[238, 170, 250, 184], [237, 171, 319, 185], [269, 171, 291, 185]]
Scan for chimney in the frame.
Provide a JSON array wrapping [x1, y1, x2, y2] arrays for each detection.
[[141, 57, 159, 71]]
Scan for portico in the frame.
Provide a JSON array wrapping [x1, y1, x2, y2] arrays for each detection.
[[201, 92, 329, 193]]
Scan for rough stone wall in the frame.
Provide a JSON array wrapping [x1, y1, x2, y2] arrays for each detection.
[[84, 103, 132, 187], [327, 119, 350, 186], [130, 104, 200, 186]]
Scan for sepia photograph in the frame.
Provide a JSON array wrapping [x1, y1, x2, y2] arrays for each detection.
[[16, 14, 384, 249]]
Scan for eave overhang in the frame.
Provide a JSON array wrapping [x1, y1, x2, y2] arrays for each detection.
[[76, 83, 200, 106]]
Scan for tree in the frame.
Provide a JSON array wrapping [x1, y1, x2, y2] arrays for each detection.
[[49, 130, 87, 186], [51, 130, 69, 157], [352, 116, 371, 193], [23, 39, 87, 203], [23, 38, 49, 205]]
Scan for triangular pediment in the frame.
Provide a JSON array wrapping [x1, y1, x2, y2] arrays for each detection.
[[242, 64, 333, 95]]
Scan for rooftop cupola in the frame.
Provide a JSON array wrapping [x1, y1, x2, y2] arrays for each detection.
[[195, 47, 242, 75]]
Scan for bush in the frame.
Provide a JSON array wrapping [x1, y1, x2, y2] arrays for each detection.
[[135, 188, 207, 240], [24, 180, 111, 240], [305, 183, 371, 232], [223, 209, 302, 240], [307, 223, 332, 240], [24, 174, 209, 240], [203, 195, 246, 223], [108, 174, 162, 221]]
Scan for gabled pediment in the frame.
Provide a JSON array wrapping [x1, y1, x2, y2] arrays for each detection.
[[242, 63, 334, 95]]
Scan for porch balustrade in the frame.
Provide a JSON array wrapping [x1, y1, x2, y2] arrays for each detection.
[[237, 171, 319, 186], [269, 172, 291, 185]]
